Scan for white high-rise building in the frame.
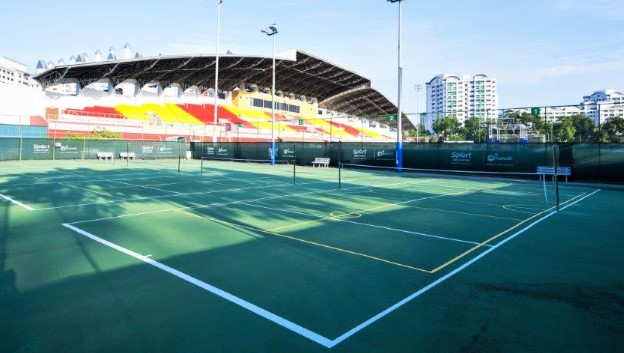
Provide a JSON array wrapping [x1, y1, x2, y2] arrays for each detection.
[[426, 73, 498, 129], [580, 89, 624, 125], [0, 56, 39, 88]]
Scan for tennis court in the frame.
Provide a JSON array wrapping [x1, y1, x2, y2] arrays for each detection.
[[1, 159, 622, 353]]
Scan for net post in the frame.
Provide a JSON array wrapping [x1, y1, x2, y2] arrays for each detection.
[[293, 143, 296, 185], [339, 162, 342, 189], [200, 157, 203, 175], [177, 140, 181, 173], [553, 145, 560, 212], [126, 142, 129, 167]]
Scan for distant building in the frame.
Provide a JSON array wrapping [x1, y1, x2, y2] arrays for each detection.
[[426, 73, 498, 129], [0, 56, 39, 88], [580, 89, 624, 124]]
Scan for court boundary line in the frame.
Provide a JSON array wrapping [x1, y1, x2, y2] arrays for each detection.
[[61, 189, 601, 348], [61, 223, 335, 348], [327, 188, 600, 347], [0, 192, 34, 211]]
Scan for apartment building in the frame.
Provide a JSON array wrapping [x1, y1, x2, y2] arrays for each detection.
[[426, 73, 498, 128]]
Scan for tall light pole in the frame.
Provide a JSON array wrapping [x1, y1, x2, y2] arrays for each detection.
[[415, 84, 422, 143], [212, 0, 223, 144], [262, 24, 278, 166], [388, 0, 404, 172]]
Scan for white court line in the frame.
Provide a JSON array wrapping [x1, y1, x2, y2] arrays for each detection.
[[62, 223, 335, 348], [0, 192, 34, 211], [241, 200, 489, 247], [327, 189, 601, 348], [66, 178, 438, 224], [63, 189, 600, 348]]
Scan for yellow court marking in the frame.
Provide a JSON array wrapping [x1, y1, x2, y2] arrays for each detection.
[[178, 209, 431, 273], [405, 205, 524, 221], [329, 211, 362, 219], [57, 182, 113, 197], [268, 202, 395, 232], [429, 192, 588, 273]]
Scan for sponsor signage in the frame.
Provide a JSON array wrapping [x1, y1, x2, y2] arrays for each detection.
[[282, 148, 295, 159], [142, 146, 155, 154], [450, 151, 473, 165], [205, 146, 216, 156], [375, 149, 395, 161], [352, 148, 368, 161], [32, 144, 50, 154], [58, 143, 79, 154], [158, 146, 173, 155], [268, 147, 278, 159], [486, 153, 514, 167], [217, 147, 228, 156]]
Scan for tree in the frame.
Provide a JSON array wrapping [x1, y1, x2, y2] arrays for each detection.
[[432, 115, 460, 142], [553, 118, 575, 142], [463, 116, 484, 142], [88, 127, 123, 140], [568, 114, 597, 142], [600, 116, 624, 143]]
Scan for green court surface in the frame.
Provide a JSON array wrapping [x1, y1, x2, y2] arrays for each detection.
[[1, 159, 622, 353]]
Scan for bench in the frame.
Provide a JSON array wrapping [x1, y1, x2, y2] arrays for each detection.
[[312, 157, 330, 168], [96, 152, 114, 160], [119, 152, 136, 160], [537, 166, 571, 182]]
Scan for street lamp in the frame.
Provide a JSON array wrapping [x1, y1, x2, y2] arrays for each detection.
[[415, 84, 422, 143], [262, 24, 278, 166], [212, 0, 224, 144], [387, 0, 404, 172]]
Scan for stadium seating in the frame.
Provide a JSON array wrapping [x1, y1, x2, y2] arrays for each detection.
[[306, 118, 352, 138], [115, 104, 153, 122], [63, 106, 125, 119], [180, 104, 255, 128], [328, 121, 360, 137], [142, 104, 203, 125]]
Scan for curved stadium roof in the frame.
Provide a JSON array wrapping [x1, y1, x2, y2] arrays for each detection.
[[33, 50, 408, 125]]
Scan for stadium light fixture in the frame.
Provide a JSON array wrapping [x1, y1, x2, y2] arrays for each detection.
[[213, 0, 224, 144], [387, 0, 404, 172], [262, 24, 278, 166]]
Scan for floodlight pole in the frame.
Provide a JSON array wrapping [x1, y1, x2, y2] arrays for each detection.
[[212, 0, 223, 144], [262, 24, 278, 166], [388, 0, 404, 172], [415, 84, 422, 143]]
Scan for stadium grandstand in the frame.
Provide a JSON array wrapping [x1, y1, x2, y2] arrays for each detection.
[[14, 48, 407, 142]]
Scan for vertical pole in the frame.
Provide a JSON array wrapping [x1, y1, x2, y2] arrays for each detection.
[[415, 84, 422, 143], [293, 143, 296, 185], [270, 30, 277, 166], [19, 118, 23, 161], [338, 140, 342, 168], [395, 0, 404, 173], [213, 0, 222, 144], [126, 142, 129, 167], [177, 140, 181, 173], [52, 122, 56, 162], [338, 162, 342, 189], [553, 145, 560, 212]]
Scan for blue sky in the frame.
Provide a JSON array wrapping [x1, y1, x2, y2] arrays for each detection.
[[2, 0, 623, 113]]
